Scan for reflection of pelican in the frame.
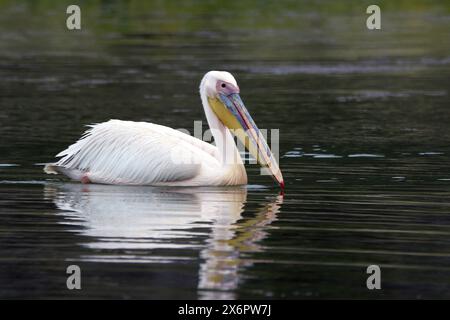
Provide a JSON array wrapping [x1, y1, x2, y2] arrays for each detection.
[[45, 71, 284, 188], [198, 194, 283, 300], [45, 183, 282, 298]]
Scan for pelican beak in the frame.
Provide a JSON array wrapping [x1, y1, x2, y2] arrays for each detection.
[[208, 92, 284, 189]]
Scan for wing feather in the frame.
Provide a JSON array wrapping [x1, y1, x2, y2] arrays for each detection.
[[51, 120, 218, 185]]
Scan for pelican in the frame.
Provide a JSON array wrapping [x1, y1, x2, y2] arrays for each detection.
[[45, 71, 284, 188]]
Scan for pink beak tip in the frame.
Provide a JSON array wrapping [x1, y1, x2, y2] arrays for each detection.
[[279, 180, 285, 190]]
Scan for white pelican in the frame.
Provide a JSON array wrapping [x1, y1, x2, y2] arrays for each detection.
[[45, 71, 284, 188]]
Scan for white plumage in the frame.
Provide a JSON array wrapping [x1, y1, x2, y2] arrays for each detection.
[[45, 119, 246, 186], [45, 71, 283, 187]]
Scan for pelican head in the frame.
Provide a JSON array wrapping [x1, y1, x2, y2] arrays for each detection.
[[200, 71, 284, 188]]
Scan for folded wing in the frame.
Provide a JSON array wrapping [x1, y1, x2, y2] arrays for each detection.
[[46, 120, 218, 185]]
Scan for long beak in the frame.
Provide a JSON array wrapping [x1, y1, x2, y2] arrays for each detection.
[[216, 93, 284, 188]]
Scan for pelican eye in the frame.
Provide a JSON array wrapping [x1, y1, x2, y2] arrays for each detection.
[[221, 83, 226, 88]]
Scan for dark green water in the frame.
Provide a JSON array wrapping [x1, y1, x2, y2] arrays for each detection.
[[1, 1, 450, 299]]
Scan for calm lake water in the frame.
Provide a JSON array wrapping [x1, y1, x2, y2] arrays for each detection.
[[1, 1, 450, 299]]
